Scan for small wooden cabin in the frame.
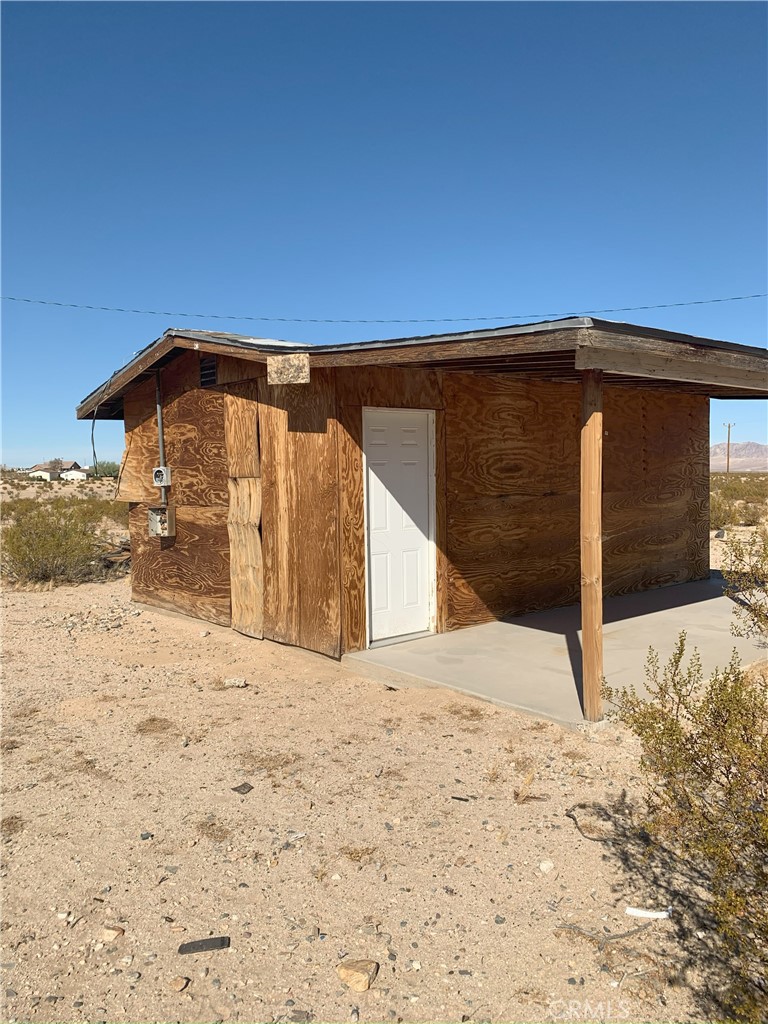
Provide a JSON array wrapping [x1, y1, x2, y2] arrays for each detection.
[[77, 317, 768, 719]]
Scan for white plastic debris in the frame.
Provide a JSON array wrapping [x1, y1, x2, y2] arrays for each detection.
[[625, 906, 672, 919]]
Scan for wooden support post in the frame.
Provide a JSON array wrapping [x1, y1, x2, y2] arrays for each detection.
[[580, 369, 604, 722]]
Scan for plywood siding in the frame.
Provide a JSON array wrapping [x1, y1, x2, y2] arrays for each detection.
[[258, 369, 341, 656], [602, 390, 709, 594], [444, 375, 581, 628], [227, 477, 263, 638], [129, 503, 231, 625], [116, 351, 228, 506]]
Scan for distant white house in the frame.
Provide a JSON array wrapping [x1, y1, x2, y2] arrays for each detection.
[[27, 460, 87, 481]]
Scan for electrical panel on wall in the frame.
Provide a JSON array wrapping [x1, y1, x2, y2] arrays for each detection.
[[152, 466, 172, 487], [148, 507, 176, 538]]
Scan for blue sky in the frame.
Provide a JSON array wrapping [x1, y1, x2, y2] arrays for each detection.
[[2, 1, 766, 467]]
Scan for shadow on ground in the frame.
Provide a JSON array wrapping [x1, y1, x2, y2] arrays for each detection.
[[562, 792, 764, 1021]]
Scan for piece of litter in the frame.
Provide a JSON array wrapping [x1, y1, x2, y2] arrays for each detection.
[[451, 796, 470, 802], [625, 906, 672, 919], [178, 936, 230, 955], [231, 783, 254, 796]]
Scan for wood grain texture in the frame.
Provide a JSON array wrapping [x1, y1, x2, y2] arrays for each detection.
[[444, 375, 581, 628], [580, 370, 604, 722], [336, 365, 443, 410], [338, 405, 367, 653], [434, 408, 448, 634], [129, 504, 231, 625], [293, 369, 341, 656], [116, 354, 228, 506], [258, 370, 341, 656], [223, 382, 260, 477], [228, 477, 263, 638], [444, 374, 580, 498], [217, 356, 267, 385]]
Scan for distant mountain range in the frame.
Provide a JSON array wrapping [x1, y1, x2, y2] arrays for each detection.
[[710, 441, 768, 472]]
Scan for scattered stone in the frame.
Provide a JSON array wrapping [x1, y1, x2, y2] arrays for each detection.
[[494, 915, 506, 924], [140, 832, 154, 841], [336, 959, 379, 992], [539, 860, 555, 875], [102, 926, 125, 941], [231, 783, 254, 796], [5, 989, 17, 999], [170, 976, 190, 992], [288, 1011, 312, 1023], [223, 677, 248, 689]]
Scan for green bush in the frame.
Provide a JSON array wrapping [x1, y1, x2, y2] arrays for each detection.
[[711, 492, 737, 529], [607, 637, 768, 1021], [723, 526, 768, 639], [2, 499, 109, 583]]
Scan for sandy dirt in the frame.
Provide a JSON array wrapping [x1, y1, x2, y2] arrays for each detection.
[[0, 578, 730, 1024]]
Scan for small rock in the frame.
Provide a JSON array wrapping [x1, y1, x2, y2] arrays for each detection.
[[223, 677, 248, 689], [102, 926, 125, 941], [170, 976, 190, 992], [140, 832, 154, 841], [5, 990, 17, 999], [336, 960, 379, 992], [494, 915, 506, 924], [539, 860, 555, 875]]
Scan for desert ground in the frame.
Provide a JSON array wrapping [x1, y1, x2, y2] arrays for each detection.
[[1, 568, 748, 1024]]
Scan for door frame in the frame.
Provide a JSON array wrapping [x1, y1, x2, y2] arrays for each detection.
[[362, 406, 437, 649]]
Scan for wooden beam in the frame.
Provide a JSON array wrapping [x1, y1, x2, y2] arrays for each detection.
[[580, 369, 604, 722], [575, 343, 768, 393]]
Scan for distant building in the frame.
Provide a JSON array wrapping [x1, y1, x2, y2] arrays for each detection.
[[27, 460, 83, 481], [60, 467, 93, 481]]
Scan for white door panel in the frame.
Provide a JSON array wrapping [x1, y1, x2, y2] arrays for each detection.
[[364, 409, 434, 642]]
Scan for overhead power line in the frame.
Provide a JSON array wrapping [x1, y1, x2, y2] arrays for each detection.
[[1, 291, 766, 325]]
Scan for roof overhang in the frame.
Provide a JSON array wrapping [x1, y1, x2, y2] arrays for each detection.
[[76, 318, 768, 420]]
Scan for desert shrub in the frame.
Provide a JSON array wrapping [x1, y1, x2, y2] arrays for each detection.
[[607, 637, 768, 1021], [723, 526, 768, 639], [711, 473, 768, 504], [710, 493, 737, 529], [1, 498, 108, 583]]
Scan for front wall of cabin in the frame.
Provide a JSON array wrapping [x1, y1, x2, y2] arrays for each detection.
[[118, 354, 709, 656]]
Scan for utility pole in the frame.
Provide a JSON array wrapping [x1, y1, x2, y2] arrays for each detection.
[[723, 422, 736, 474]]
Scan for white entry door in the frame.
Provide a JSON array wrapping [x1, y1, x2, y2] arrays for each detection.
[[364, 408, 435, 643]]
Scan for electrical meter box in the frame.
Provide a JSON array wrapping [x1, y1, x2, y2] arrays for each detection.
[[148, 506, 176, 538], [152, 466, 172, 487]]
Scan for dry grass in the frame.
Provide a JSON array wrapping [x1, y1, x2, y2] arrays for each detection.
[[1, 814, 24, 839], [240, 750, 303, 777], [0, 737, 22, 752], [196, 819, 232, 843], [339, 845, 377, 864], [135, 716, 174, 736], [445, 701, 486, 722]]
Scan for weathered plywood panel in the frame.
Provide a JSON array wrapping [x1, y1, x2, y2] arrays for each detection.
[[116, 355, 228, 506], [228, 478, 263, 638], [444, 376, 581, 627], [293, 370, 341, 657], [258, 383, 298, 646], [338, 405, 366, 654], [336, 365, 443, 410], [258, 370, 341, 656], [224, 382, 260, 478], [444, 375, 580, 498], [129, 504, 231, 626], [116, 377, 158, 503], [217, 356, 267, 385]]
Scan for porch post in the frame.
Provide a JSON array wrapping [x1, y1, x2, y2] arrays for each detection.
[[580, 369, 604, 722]]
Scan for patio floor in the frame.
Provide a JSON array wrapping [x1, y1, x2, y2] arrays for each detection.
[[345, 575, 767, 725]]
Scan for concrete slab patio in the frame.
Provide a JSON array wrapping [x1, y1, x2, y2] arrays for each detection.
[[345, 575, 767, 725]]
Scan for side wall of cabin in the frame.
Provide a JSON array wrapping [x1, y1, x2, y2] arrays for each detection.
[[118, 356, 709, 657]]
